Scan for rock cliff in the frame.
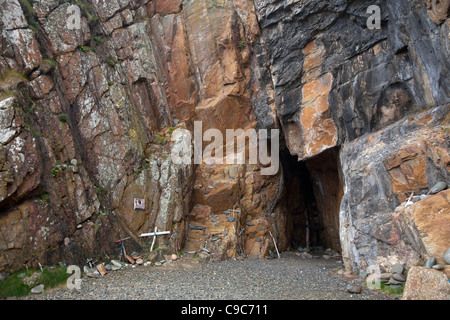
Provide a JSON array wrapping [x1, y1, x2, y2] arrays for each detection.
[[0, 0, 449, 275]]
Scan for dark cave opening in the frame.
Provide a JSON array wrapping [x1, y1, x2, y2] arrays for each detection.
[[280, 146, 343, 253]]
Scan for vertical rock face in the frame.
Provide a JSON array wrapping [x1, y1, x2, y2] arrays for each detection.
[[0, 0, 449, 274], [0, 0, 265, 271], [251, 0, 449, 272]]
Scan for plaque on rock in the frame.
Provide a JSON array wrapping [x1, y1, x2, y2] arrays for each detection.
[[134, 198, 145, 210]]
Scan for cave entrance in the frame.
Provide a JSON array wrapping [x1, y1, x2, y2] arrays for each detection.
[[280, 146, 343, 253]]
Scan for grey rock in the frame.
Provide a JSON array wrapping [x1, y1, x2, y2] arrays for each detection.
[[420, 194, 428, 200], [392, 273, 406, 282], [391, 263, 404, 275], [387, 277, 403, 285], [246, 221, 255, 226], [104, 264, 112, 271], [111, 265, 121, 271], [346, 284, 362, 294], [389, 284, 403, 290], [31, 284, 44, 294], [359, 270, 368, 278], [428, 181, 447, 195], [432, 264, 444, 270], [255, 238, 262, 242], [425, 257, 436, 268], [111, 260, 123, 267], [189, 224, 206, 230], [443, 248, 450, 265], [227, 217, 235, 222], [211, 216, 217, 223], [0, 272, 9, 282]]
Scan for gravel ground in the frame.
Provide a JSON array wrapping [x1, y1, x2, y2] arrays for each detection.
[[22, 252, 395, 300]]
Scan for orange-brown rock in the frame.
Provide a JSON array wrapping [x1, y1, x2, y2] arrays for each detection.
[[402, 267, 450, 300]]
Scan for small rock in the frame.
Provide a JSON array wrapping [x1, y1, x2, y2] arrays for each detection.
[[346, 284, 362, 294], [420, 194, 428, 200], [70, 159, 78, 166], [111, 260, 123, 268], [144, 262, 151, 267], [432, 264, 444, 270], [211, 216, 217, 223], [391, 263, 404, 275], [198, 252, 210, 260], [31, 284, 44, 294], [104, 264, 112, 271], [359, 270, 368, 278], [135, 258, 144, 265], [255, 238, 262, 242], [443, 248, 450, 265], [380, 273, 393, 282], [77, 224, 82, 229], [227, 217, 235, 222], [246, 221, 255, 226], [428, 181, 447, 195], [388, 277, 402, 285], [392, 273, 406, 282], [389, 284, 403, 290], [189, 224, 206, 230], [155, 262, 162, 266], [425, 257, 436, 268], [171, 254, 178, 261], [337, 269, 345, 275]]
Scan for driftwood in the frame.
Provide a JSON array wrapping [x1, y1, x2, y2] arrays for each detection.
[[268, 230, 280, 259]]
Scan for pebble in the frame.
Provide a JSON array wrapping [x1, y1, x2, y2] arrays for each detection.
[[255, 238, 262, 242], [227, 217, 235, 222], [246, 221, 255, 226], [111, 260, 123, 268], [387, 277, 403, 285], [443, 248, 450, 265], [391, 263, 404, 275], [346, 284, 362, 294], [432, 264, 444, 270], [23, 253, 393, 301], [420, 194, 428, 200], [359, 270, 368, 278], [155, 262, 162, 266], [428, 181, 447, 195], [425, 257, 436, 268], [31, 284, 44, 294], [392, 273, 406, 282]]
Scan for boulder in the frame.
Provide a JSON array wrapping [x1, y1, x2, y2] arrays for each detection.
[[402, 267, 450, 300]]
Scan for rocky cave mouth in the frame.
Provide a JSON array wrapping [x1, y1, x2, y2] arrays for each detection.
[[280, 146, 343, 254]]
